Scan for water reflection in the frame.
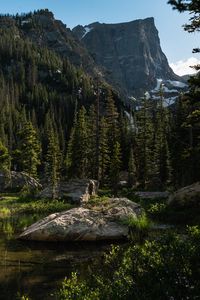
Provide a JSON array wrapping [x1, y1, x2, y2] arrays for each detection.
[[0, 214, 113, 300]]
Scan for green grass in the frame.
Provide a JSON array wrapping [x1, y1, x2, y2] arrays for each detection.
[[122, 213, 152, 230], [12, 199, 73, 215], [0, 207, 11, 218], [85, 195, 110, 209], [121, 213, 152, 241], [0, 194, 74, 217]]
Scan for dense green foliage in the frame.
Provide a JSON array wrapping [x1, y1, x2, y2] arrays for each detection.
[[58, 226, 200, 300], [168, 0, 200, 186]]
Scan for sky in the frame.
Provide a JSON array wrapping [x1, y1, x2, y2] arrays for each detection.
[[0, 0, 199, 75]]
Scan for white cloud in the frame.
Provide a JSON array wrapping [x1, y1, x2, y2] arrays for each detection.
[[170, 57, 200, 76]]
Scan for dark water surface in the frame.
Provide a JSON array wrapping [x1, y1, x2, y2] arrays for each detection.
[[0, 214, 113, 300]]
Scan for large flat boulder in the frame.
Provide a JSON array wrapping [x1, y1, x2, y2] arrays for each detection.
[[39, 179, 98, 204], [168, 182, 200, 208], [19, 198, 142, 242]]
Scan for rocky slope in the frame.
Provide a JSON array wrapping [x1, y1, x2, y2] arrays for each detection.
[[73, 18, 184, 98], [0, 10, 186, 101], [0, 10, 98, 76]]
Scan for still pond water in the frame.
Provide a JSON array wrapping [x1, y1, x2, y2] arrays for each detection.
[[0, 214, 114, 300]]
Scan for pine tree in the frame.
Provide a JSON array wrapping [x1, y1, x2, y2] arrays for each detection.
[[128, 147, 137, 187], [99, 117, 110, 184], [87, 104, 98, 179], [136, 94, 154, 189], [17, 121, 41, 178], [109, 141, 122, 192], [45, 128, 61, 200], [168, 1, 200, 60], [153, 87, 172, 189], [0, 141, 10, 172], [168, 0, 200, 185], [66, 106, 88, 178], [105, 90, 120, 156]]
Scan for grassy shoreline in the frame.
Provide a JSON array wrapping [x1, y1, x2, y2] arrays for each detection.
[[0, 194, 74, 218]]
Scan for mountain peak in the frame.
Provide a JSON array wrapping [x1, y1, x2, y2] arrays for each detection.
[[73, 17, 181, 97]]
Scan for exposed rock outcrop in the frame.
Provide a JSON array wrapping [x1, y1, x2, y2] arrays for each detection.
[[0, 171, 41, 192], [19, 198, 142, 241], [73, 18, 183, 98], [39, 179, 98, 204], [168, 182, 200, 208]]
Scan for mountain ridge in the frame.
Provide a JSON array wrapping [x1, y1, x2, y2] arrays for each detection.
[[0, 9, 186, 103], [73, 17, 184, 98]]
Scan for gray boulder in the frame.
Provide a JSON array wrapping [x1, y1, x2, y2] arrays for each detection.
[[39, 179, 98, 204], [168, 182, 200, 208], [0, 171, 41, 192], [19, 198, 142, 242]]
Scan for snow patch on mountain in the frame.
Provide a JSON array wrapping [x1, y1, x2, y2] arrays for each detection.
[[167, 80, 187, 88], [153, 78, 163, 91], [148, 77, 188, 106], [164, 96, 177, 105], [151, 78, 187, 94], [163, 86, 178, 93], [81, 26, 92, 39]]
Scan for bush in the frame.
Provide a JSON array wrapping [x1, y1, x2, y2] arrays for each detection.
[[58, 273, 100, 300], [58, 226, 200, 300]]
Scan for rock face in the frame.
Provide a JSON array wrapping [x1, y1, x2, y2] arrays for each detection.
[[73, 18, 183, 97], [0, 171, 41, 192], [39, 179, 98, 204], [0, 11, 186, 101], [19, 198, 142, 241], [168, 182, 200, 208]]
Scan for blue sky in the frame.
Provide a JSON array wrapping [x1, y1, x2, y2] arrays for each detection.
[[0, 0, 199, 75]]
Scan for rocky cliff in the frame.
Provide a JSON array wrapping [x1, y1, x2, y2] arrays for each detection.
[[73, 18, 182, 97], [0, 10, 185, 101]]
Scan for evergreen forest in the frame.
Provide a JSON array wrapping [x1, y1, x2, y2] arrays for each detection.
[[0, 9, 199, 190]]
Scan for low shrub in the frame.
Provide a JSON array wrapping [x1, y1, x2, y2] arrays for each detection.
[[57, 226, 200, 300]]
